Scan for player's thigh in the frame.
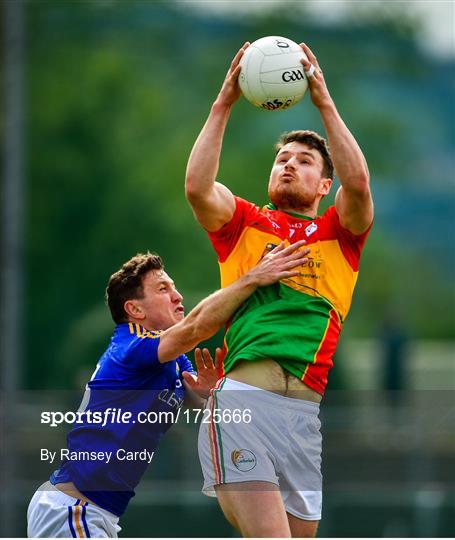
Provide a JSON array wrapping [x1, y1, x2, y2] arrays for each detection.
[[287, 512, 319, 538], [215, 481, 291, 538]]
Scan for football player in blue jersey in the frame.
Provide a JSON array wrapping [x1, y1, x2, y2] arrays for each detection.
[[27, 243, 310, 538]]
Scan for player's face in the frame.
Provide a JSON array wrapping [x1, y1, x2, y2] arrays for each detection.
[[136, 270, 185, 330], [268, 142, 331, 211]]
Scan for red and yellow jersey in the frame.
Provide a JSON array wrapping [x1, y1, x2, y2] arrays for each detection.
[[208, 196, 372, 395]]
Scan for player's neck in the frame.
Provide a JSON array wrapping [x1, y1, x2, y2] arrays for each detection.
[[127, 319, 160, 333], [276, 203, 318, 220]]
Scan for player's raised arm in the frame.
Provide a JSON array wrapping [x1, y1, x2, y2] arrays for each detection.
[[300, 42, 374, 235], [185, 43, 250, 232], [157, 240, 310, 362]]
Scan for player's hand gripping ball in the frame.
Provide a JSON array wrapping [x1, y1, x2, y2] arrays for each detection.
[[239, 36, 309, 111]]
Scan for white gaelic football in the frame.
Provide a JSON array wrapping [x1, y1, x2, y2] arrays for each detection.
[[239, 36, 309, 111]]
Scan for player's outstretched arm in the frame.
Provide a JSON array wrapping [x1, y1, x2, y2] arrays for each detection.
[[299, 42, 374, 235], [185, 43, 249, 232], [157, 240, 310, 362]]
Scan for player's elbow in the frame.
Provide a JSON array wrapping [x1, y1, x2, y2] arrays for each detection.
[[358, 171, 370, 189], [356, 167, 371, 189], [185, 174, 204, 202], [344, 173, 371, 196]]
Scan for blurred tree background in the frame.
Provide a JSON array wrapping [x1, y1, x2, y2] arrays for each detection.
[[2, 0, 454, 537]]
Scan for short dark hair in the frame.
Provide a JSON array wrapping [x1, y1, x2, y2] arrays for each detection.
[[275, 130, 334, 179], [105, 252, 164, 324]]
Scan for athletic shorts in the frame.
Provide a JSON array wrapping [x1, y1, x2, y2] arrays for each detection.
[[27, 481, 121, 538], [198, 377, 322, 520]]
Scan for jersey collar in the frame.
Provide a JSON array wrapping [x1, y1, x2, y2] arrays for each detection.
[[265, 202, 316, 221]]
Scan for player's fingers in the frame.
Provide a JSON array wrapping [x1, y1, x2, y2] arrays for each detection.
[[277, 257, 308, 273], [300, 42, 319, 68], [281, 248, 311, 263], [280, 251, 310, 265], [230, 64, 242, 81], [277, 270, 302, 280], [268, 241, 286, 254], [299, 53, 311, 69], [182, 371, 197, 388], [286, 246, 311, 257], [202, 348, 215, 370], [280, 257, 309, 270], [299, 58, 321, 84], [230, 43, 249, 70], [278, 239, 307, 256], [229, 51, 242, 70], [194, 348, 207, 371], [299, 42, 324, 83]]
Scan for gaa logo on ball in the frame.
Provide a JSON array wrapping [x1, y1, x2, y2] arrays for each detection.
[[239, 36, 309, 111]]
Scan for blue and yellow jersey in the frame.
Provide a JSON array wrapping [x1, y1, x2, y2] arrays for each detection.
[[208, 196, 372, 395], [50, 322, 194, 517]]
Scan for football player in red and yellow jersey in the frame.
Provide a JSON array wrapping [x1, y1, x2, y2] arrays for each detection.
[[185, 41, 373, 538]]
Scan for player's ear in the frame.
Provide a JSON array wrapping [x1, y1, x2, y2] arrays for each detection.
[[124, 299, 145, 320], [319, 177, 332, 197]]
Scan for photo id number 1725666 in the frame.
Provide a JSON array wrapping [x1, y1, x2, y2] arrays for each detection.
[[183, 408, 251, 424]]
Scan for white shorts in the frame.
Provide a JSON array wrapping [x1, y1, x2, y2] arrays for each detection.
[[198, 377, 322, 520], [27, 481, 121, 538]]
